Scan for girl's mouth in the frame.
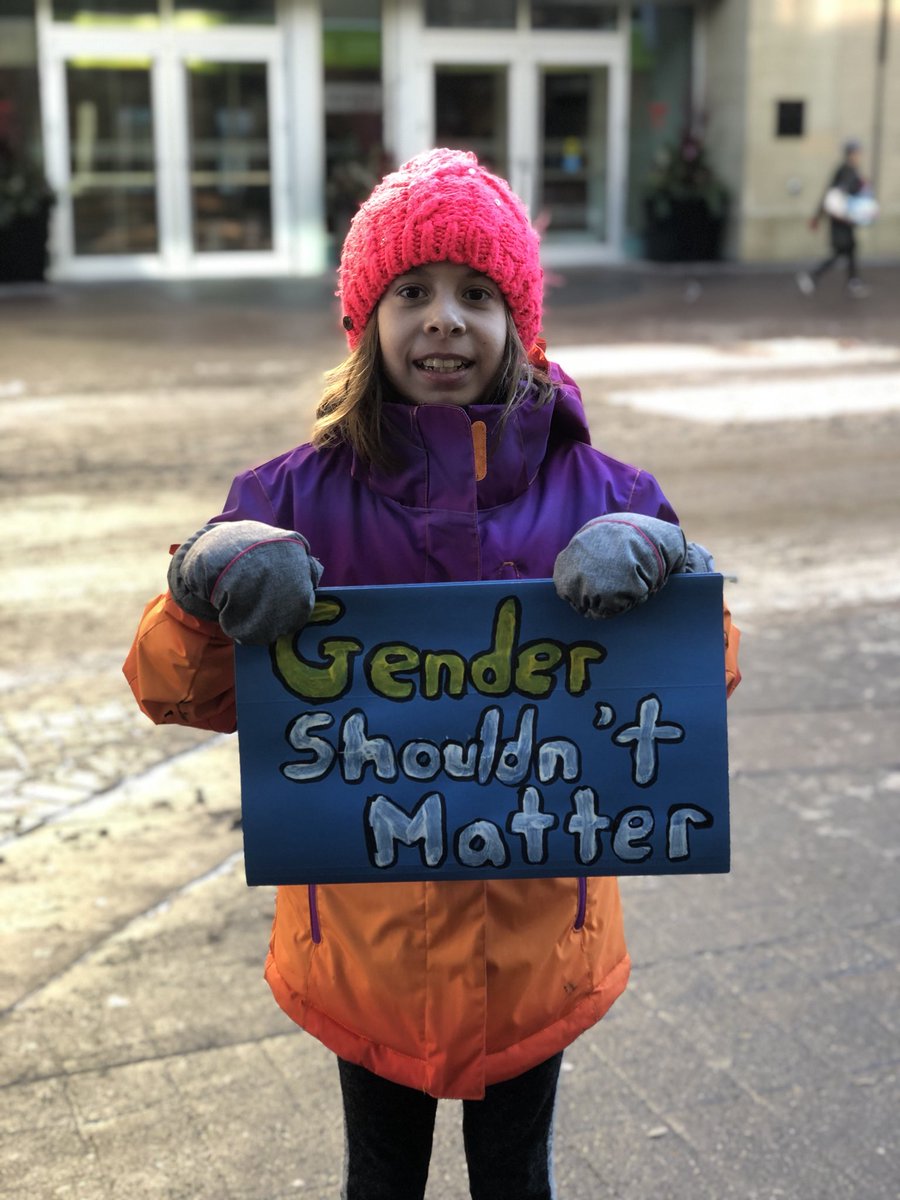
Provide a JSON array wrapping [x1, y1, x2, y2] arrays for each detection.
[[414, 357, 473, 373]]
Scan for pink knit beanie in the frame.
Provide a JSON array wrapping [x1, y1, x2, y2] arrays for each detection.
[[338, 148, 543, 352]]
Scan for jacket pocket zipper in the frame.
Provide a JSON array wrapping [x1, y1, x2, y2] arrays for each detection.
[[308, 883, 322, 944], [574, 877, 587, 931]]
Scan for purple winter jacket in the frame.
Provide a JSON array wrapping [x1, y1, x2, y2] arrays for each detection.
[[213, 363, 676, 584]]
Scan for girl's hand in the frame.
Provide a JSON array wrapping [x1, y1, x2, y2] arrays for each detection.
[[553, 513, 711, 619], [168, 520, 323, 644]]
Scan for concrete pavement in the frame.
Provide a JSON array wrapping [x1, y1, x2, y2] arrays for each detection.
[[1, 262, 898, 1198], [3, 259, 900, 397]]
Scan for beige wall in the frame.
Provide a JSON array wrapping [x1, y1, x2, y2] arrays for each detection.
[[735, 0, 898, 261]]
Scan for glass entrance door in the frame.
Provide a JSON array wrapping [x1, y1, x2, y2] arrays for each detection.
[[434, 66, 508, 177], [41, 11, 287, 278], [422, 37, 623, 261], [538, 67, 609, 242], [186, 60, 273, 254], [66, 60, 158, 256]]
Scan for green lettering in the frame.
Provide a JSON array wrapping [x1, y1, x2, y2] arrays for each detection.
[[422, 651, 467, 699], [566, 644, 606, 695], [514, 641, 564, 697], [272, 597, 362, 701], [470, 597, 519, 695], [367, 644, 421, 700]]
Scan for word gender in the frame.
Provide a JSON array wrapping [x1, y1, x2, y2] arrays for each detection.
[[274, 595, 605, 702]]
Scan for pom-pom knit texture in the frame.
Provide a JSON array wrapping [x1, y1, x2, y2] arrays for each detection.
[[338, 148, 543, 351]]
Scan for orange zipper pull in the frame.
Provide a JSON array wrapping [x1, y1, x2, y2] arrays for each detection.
[[471, 419, 487, 482]]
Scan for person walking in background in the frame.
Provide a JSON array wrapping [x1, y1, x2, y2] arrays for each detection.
[[124, 149, 740, 1200], [797, 138, 872, 299]]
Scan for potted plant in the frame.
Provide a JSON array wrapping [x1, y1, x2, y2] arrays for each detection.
[[642, 133, 729, 262], [0, 143, 55, 283]]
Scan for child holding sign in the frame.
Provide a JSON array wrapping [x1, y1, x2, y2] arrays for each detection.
[[125, 149, 739, 1200]]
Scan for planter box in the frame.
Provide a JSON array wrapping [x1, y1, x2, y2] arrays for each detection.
[[0, 204, 51, 282], [644, 197, 725, 263]]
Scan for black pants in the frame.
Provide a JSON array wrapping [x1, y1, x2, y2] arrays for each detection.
[[338, 1053, 563, 1200], [812, 220, 859, 282]]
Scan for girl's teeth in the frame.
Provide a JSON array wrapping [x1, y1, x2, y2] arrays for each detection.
[[419, 358, 466, 371]]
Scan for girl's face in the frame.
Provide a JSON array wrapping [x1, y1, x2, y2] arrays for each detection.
[[376, 261, 508, 407]]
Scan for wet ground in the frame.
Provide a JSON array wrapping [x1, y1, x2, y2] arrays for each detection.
[[1, 262, 898, 1198]]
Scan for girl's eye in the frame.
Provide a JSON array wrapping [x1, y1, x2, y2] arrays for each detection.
[[396, 284, 425, 300], [465, 287, 493, 302]]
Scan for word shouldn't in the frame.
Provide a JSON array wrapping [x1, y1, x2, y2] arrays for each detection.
[[282, 698, 683, 792]]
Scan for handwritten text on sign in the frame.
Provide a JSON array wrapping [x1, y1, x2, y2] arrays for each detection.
[[235, 576, 730, 885]]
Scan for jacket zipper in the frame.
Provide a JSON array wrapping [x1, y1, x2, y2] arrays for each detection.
[[308, 883, 322, 944], [574, 877, 587, 931]]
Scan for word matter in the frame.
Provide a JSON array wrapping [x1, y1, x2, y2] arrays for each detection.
[[366, 785, 713, 871]]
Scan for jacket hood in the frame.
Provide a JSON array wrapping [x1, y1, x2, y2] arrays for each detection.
[[350, 366, 593, 511], [546, 360, 594, 447]]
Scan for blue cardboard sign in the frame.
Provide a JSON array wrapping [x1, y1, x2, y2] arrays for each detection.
[[235, 575, 730, 885]]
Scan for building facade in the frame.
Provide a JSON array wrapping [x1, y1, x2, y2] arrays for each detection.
[[0, 0, 896, 281], [705, 0, 898, 262]]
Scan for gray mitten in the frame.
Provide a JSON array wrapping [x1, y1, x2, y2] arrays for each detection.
[[554, 512, 707, 619], [168, 520, 323, 644]]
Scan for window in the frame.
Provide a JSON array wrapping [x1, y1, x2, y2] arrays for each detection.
[[531, 2, 617, 31], [323, 0, 384, 254], [776, 100, 805, 138], [66, 62, 158, 255], [539, 68, 609, 239], [425, 0, 517, 30], [627, 5, 694, 249], [0, 9, 41, 168], [174, 0, 275, 25], [435, 68, 508, 177], [188, 62, 273, 252], [52, 0, 276, 24], [53, 0, 158, 21]]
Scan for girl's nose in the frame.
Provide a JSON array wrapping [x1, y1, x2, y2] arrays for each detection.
[[424, 292, 465, 336]]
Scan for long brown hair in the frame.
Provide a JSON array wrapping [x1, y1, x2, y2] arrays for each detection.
[[311, 309, 553, 470]]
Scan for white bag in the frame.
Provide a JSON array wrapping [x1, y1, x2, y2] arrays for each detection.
[[823, 186, 879, 226], [823, 187, 848, 219], [846, 191, 879, 226]]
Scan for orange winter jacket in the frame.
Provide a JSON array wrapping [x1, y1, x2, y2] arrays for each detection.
[[124, 378, 740, 1099], [125, 589, 737, 1099]]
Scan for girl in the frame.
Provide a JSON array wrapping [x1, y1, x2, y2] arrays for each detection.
[[125, 148, 740, 1200]]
